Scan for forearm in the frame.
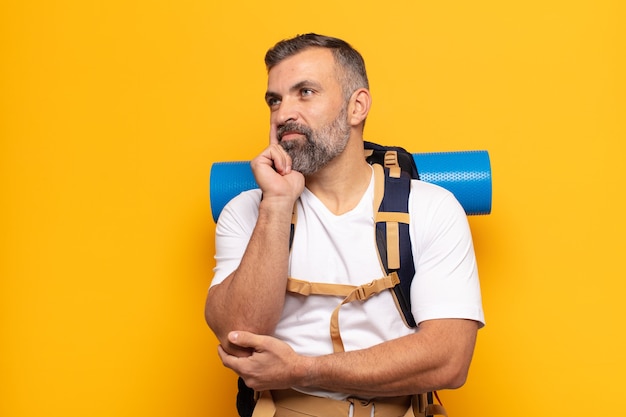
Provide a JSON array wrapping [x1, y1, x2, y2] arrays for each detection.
[[299, 319, 478, 397], [205, 198, 293, 346]]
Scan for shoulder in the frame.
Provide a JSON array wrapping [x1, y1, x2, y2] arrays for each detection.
[[215, 189, 263, 232], [408, 179, 471, 241], [409, 180, 464, 215]]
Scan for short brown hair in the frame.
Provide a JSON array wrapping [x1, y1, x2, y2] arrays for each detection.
[[265, 33, 369, 100]]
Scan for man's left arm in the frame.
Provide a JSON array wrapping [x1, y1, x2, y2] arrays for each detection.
[[217, 318, 478, 396]]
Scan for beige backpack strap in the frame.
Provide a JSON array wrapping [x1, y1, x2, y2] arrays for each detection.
[[365, 147, 402, 178], [372, 163, 385, 215], [372, 164, 410, 271], [425, 404, 448, 416], [286, 278, 356, 297], [286, 273, 400, 353], [251, 390, 275, 417], [383, 149, 402, 178], [329, 273, 400, 352], [412, 392, 448, 417]]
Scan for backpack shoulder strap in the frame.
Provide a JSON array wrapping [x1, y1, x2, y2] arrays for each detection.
[[364, 141, 419, 180], [371, 163, 417, 328]]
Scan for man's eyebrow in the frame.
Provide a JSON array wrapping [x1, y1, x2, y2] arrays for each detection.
[[290, 80, 322, 92], [264, 91, 280, 103], [265, 80, 323, 101]]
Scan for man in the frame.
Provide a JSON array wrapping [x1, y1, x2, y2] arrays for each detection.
[[205, 33, 484, 417]]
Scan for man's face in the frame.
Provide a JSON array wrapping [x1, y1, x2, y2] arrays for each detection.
[[265, 48, 351, 175]]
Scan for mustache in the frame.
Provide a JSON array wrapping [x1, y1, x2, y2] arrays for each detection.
[[277, 122, 312, 141]]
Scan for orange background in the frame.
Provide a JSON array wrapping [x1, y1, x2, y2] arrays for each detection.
[[1, 1, 625, 416]]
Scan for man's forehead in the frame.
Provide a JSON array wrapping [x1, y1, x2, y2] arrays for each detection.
[[267, 48, 338, 85]]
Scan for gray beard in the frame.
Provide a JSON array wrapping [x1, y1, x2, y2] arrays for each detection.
[[278, 109, 350, 175]]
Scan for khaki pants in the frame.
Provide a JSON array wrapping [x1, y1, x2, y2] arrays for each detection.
[[252, 390, 447, 417]]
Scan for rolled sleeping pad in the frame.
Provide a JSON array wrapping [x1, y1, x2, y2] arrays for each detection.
[[210, 150, 492, 223]]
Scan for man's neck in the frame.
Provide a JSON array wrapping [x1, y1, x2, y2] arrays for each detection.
[[304, 139, 372, 215]]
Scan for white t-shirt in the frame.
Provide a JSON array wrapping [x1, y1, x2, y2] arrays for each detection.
[[211, 171, 485, 397]]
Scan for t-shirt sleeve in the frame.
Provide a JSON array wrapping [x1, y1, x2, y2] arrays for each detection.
[[210, 189, 262, 287], [409, 182, 485, 327]]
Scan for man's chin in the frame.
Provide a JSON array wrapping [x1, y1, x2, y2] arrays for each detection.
[[279, 138, 305, 152]]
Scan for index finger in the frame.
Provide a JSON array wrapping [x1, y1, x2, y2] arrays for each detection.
[[262, 144, 292, 175]]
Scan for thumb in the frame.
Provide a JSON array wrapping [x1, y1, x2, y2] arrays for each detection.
[[228, 330, 262, 350]]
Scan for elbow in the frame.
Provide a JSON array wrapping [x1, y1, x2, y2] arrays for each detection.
[[204, 305, 216, 331], [204, 287, 228, 340], [445, 366, 469, 390], [203, 292, 212, 326], [204, 288, 273, 340], [204, 289, 216, 328], [438, 357, 472, 390]]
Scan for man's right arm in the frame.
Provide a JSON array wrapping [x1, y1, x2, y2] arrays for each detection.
[[204, 144, 304, 356]]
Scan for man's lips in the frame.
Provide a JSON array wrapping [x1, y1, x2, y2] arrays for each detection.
[[277, 122, 309, 142], [279, 131, 305, 141]]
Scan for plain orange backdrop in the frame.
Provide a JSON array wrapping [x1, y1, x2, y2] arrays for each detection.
[[1, 1, 625, 416]]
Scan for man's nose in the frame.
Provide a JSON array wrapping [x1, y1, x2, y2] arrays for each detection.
[[274, 97, 299, 126]]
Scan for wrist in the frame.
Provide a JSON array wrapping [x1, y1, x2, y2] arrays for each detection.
[[295, 355, 317, 388], [258, 196, 296, 219]]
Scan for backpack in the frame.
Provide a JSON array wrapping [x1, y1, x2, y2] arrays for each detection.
[[237, 141, 445, 417], [363, 141, 419, 328]]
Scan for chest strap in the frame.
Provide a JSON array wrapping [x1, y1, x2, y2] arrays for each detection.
[[286, 272, 400, 353]]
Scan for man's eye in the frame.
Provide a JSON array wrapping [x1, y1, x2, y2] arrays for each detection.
[[267, 97, 280, 107], [301, 88, 314, 97]]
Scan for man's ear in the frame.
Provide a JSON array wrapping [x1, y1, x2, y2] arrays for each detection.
[[348, 88, 371, 127]]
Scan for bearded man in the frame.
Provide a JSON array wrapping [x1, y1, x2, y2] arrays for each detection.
[[205, 33, 484, 417]]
